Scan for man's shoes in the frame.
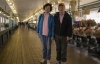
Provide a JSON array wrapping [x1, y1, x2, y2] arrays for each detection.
[[40, 59, 46, 63], [56, 61, 60, 64], [61, 62, 66, 64], [47, 60, 51, 64]]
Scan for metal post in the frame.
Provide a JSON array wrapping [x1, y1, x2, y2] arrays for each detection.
[[78, 0, 80, 11], [5, 6, 6, 11]]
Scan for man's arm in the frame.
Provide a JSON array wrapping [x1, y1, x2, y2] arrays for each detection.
[[67, 15, 73, 41]]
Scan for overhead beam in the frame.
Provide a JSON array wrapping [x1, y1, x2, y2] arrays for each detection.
[[80, 1, 100, 10]]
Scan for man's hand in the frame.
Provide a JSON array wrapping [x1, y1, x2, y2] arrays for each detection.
[[67, 37, 70, 41]]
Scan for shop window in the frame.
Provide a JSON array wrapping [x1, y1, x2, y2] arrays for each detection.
[[2, 17, 4, 23], [6, 19, 9, 23]]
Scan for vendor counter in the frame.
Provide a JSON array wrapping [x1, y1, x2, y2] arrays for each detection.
[[0, 27, 12, 47]]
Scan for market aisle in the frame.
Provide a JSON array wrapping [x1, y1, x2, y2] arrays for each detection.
[[0, 27, 99, 64]]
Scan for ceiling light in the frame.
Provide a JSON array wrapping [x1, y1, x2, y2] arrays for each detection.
[[58, 1, 60, 3], [0, 11, 1, 13], [7, 0, 10, 1], [13, 10, 15, 12], [16, 17, 19, 22], [12, 7, 15, 10], [58, 0, 62, 3], [31, 16, 33, 18], [53, 2, 55, 5], [11, 5, 13, 7], [6, 0, 17, 14], [16, 17, 19, 19], [10, 3, 13, 5]]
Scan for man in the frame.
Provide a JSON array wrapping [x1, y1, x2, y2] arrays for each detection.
[[54, 3, 72, 64]]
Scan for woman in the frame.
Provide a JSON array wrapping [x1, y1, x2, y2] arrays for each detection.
[[36, 3, 54, 64]]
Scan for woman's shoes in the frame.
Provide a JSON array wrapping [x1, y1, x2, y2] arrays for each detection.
[[40, 59, 51, 64]]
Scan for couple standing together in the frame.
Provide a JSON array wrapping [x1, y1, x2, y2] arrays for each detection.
[[37, 3, 72, 64]]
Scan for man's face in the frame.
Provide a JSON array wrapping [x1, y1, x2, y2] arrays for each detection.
[[58, 5, 65, 13]]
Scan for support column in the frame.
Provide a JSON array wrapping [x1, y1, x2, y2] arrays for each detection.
[[70, 0, 76, 22], [72, 11, 75, 22]]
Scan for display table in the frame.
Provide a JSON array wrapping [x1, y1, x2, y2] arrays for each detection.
[[0, 27, 12, 47]]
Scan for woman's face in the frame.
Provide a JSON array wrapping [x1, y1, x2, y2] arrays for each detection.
[[44, 6, 50, 13]]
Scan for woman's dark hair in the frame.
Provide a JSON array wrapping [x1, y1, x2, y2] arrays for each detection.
[[43, 3, 52, 11]]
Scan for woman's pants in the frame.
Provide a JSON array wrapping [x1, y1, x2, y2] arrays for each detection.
[[40, 35, 51, 60]]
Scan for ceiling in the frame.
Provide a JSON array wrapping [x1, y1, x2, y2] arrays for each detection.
[[0, 0, 99, 21]]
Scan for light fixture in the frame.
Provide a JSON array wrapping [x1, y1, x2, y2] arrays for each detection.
[[12, 7, 15, 10], [6, 0, 17, 14], [7, 0, 10, 1], [53, 2, 55, 5], [16, 17, 19, 19], [52, 4, 54, 6], [16, 17, 19, 22], [58, 0, 62, 3], [0, 11, 1, 13], [58, 1, 60, 3], [98, 8, 100, 13], [10, 2, 12, 5], [23, 7, 43, 22]]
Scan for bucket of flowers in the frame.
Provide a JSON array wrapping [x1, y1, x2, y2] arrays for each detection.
[[86, 19, 97, 27]]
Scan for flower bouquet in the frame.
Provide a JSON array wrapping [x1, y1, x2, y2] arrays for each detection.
[[86, 19, 97, 27], [80, 20, 87, 27]]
